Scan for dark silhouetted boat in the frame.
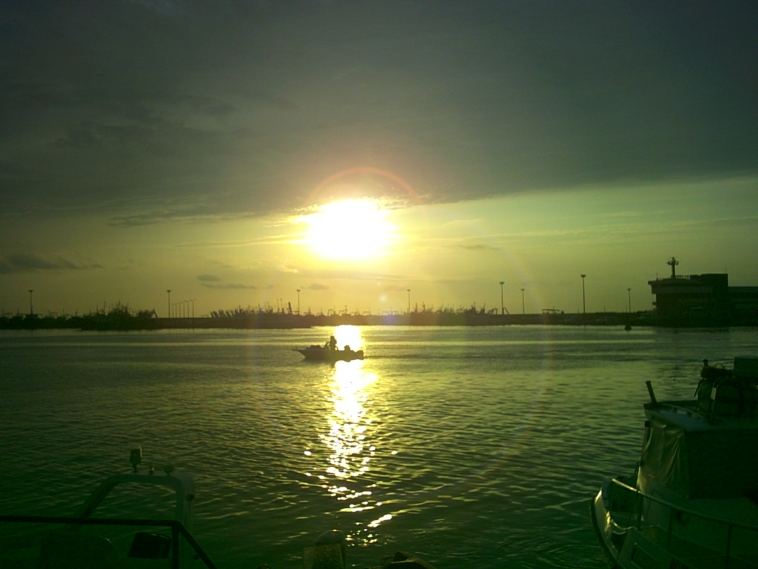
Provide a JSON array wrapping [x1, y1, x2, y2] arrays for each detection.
[[294, 345, 364, 362], [591, 357, 758, 569]]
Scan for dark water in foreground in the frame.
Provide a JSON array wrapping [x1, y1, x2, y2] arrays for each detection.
[[0, 325, 756, 568]]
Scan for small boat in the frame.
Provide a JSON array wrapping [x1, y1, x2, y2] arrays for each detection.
[[591, 356, 758, 569], [294, 345, 364, 362], [0, 447, 435, 569]]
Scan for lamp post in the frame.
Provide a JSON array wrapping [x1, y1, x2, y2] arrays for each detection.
[[499, 281, 504, 316], [627, 288, 632, 314], [521, 288, 525, 315], [28, 289, 34, 316], [296, 289, 301, 315], [167, 290, 171, 318], [407, 289, 411, 314], [580, 275, 586, 314]]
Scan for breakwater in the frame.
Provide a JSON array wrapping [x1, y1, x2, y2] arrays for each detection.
[[1, 310, 652, 330]]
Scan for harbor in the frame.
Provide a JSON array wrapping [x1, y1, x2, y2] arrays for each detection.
[[2, 325, 756, 568]]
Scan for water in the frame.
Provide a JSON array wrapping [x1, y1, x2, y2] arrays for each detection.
[[0, 325, 756, 568]]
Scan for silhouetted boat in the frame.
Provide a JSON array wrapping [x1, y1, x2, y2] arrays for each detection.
[[294, 345, 364, 362], [591, 357, 758, 569], [0, 447, 435, 569]]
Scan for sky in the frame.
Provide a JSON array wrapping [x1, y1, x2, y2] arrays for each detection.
[[1, 0, 757, 317]]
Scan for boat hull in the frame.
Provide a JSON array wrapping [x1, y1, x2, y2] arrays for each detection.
[[592, 483, 687, 569], [592, 477, 758, 569], [295, 346, 364, 362]]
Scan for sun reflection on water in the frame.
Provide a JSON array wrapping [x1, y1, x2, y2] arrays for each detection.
[[307, 327, 395, 544], [323, 359, 375, 503]]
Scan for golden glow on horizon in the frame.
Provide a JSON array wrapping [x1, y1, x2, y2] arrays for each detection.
[[303, 199, 396, 260]]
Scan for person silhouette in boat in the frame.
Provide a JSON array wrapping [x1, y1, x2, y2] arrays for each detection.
[[326, 335, 337, 351]]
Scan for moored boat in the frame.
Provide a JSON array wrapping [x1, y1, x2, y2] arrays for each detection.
[[0, 447, 434, 569], [294, 345, 364, 362], [591, 357, 758, 569]]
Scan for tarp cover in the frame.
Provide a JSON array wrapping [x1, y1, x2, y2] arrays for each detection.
[[640, 416, 758, 499]]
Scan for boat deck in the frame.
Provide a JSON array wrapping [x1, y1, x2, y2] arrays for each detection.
[[641, 525, 758, 569]]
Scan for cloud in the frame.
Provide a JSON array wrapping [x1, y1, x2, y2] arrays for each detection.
[[305, 268, 408, 282], [384, 285, 411, 292], [196, 274, 221, 282], [308, 283, 329, 291], [0, 253, 102, 274], [1, 1, 756, 223], [458, 243, 501, 252], [200, 283, 257, 290]]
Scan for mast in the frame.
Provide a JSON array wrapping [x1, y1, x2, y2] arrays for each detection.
[[667, 257, 679, 278]]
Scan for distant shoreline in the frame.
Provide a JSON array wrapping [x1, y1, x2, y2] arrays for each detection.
[[2, 310, 755, 330]]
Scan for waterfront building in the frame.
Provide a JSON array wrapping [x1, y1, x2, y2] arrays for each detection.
[[648, 258, 758, 325]]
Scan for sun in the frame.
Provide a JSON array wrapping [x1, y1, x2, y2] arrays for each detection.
[[303, 199, 396, 260]]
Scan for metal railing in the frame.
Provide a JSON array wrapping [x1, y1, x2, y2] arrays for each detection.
[[0, 514, 217, 569], [608, 479, 758, 568]]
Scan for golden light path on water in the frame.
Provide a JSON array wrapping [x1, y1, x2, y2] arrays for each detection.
[[298, 323, 554, 548], [304, 326, 393, 544]]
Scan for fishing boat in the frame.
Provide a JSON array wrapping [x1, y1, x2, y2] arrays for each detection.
[[0, 447, 435, 568], [294, 345, 364, 362], [591, 357, 758, 569]]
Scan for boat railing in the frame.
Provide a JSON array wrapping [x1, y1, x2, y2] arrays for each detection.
[[608, 478, 758, 567], [0, 514, 217, 569]]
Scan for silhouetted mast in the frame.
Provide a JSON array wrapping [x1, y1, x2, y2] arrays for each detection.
[[667, 257, 679, 278]]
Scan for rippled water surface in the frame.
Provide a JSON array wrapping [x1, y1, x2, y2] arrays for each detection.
[[1, 325, 756, 568]]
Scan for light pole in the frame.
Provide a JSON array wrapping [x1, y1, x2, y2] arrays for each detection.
[[627, 288, 632, 313], [167, 290, 171, 318], [28, 289, 34, 316], [407, 289, 411, 314], [580, 274, 586, 314], [296, 289, 301, 315], [521, 288, 525, 315], [499, 281, 504, 316]]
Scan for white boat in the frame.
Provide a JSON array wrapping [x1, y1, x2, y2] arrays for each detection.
[[0, 447, 434, 569], [591, 357, 758, 569]]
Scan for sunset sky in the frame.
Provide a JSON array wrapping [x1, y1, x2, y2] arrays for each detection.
[[1, 1, 757, 317]]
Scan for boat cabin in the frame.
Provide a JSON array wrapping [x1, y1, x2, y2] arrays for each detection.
[[638, 357, 758, 501]]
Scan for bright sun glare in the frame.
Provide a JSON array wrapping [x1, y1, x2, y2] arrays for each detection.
[[304, 199, 395, 260]]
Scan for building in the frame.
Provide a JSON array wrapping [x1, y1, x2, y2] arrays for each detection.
[[648, 258, 758, 325]]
